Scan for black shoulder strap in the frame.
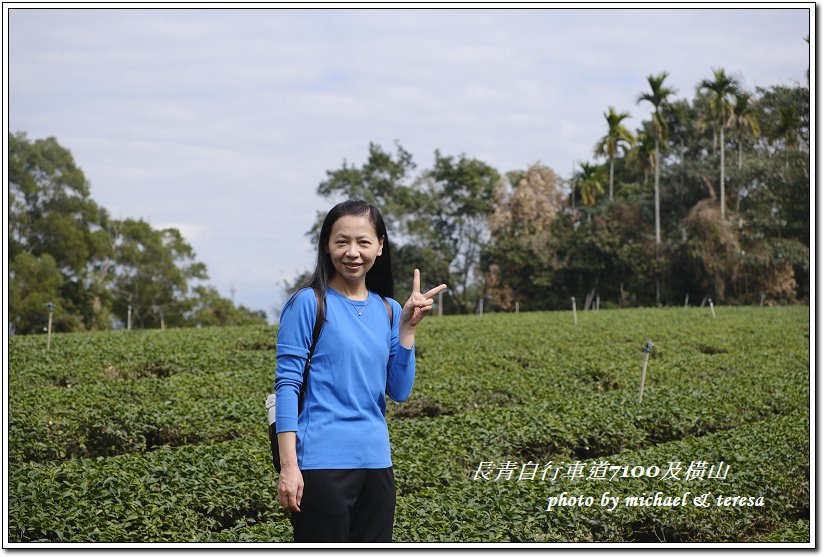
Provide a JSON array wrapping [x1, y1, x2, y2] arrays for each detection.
[[381, 297, 394, 328], [310, 287, 325, 350], [297, 288, 324, 414]]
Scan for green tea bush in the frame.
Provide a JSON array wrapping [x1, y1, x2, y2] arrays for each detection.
[[7, 307, 810, 543]]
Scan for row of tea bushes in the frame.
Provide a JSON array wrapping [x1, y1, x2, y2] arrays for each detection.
[[9, 410, 808, 543], [8, 306, 809, 542]]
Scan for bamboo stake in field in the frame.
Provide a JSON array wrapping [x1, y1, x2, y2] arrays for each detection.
[[638, 339, 653, 403], [571, 297, 577, 325], [46, 302, 55, 351], [684, 293, 689, 309], [127, 305, 132, 331], [709, 298, 716, 318], [438, 290, 443, 317], [760, 294, 765, 307], [515, 301, 519, 314]]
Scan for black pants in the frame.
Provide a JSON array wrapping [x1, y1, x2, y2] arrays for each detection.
[[290, 467, 395, 543]]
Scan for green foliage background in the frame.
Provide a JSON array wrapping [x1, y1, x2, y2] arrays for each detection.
[[298, 79, 810, 313], [7, 305, 809, 543], [8, 132, 268, 334]]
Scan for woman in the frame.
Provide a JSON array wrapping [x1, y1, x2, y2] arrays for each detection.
[[274, 199, 446, 542]]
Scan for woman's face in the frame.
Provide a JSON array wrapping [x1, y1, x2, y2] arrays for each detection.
[[326, 213, 384, 287]]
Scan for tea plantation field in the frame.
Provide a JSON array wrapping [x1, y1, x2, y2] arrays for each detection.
[[6, 306, 810, 544]]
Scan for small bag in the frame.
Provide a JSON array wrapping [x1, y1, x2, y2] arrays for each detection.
[[266, 292, 393, 472]]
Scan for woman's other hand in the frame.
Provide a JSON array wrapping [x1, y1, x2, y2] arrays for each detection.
[[277, 432, 303, 512], [278, 464, 304, 512], [399, 269, 447, 348]]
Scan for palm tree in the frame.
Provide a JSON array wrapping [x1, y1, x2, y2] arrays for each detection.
[[775, 104, 802, 151], [638, 72, 675, 305], [774, 103, 804, 177], [575, 162, 606, 207], [627, 128, 656, 186], [594, 107, 635, 201], [637, 72, 675, 252], [728, 92, 760, 212], [729, 92, 760, 170], [665, 100, 691, 190], [570, 162, 605, 223], [698, 68, 742, 220]]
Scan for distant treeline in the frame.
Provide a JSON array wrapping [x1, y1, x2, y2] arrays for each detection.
[[290, 68, 809, 313], [10, 66, 810, 332], [8, 133, 267, 334]]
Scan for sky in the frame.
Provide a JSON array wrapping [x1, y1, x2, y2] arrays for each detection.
[[6, 6, 811, 322]]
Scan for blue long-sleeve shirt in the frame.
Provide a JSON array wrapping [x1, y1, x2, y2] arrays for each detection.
[[274, 287, 415, 469]]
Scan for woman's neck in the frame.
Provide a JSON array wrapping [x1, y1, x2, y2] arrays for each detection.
[[328, 276, 369, 300]]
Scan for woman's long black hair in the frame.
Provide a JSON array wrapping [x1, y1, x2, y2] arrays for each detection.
[[284, 199, 394, 322]]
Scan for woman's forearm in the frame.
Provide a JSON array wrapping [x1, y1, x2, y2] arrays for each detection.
[[276, 431, 303, 512], [277, 431, 299, 470], [399, 324, 415, 349]]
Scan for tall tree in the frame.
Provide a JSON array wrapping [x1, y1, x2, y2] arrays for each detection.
[[10, 132, 266, 331], [8, 253, 74, 334], [627, 128, 656, 187], [111, 219, 208, 328], [484, 164, 565, 310], [729, 92, 760, 171], [637, 72, 675, 251], [728, 92, 761, 212], [637, 72, 675, 304], [573, 162, 606, 208], [697, 68, 742, 219], [315, 141, 419, 241], [771, 102, 807, 178], [414, 151, 500, 313], [751, 84, 810, 248], [594, 107, 634, 201], [8, 132, 114, 330]]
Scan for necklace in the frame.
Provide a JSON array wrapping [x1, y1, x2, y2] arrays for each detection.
[[346, 295, 370, 316]]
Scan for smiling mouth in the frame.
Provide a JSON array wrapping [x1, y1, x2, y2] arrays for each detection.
[[344, 262, 362, 270]]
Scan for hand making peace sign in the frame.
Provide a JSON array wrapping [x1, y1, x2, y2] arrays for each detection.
[[401, 269, 448, 328]]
